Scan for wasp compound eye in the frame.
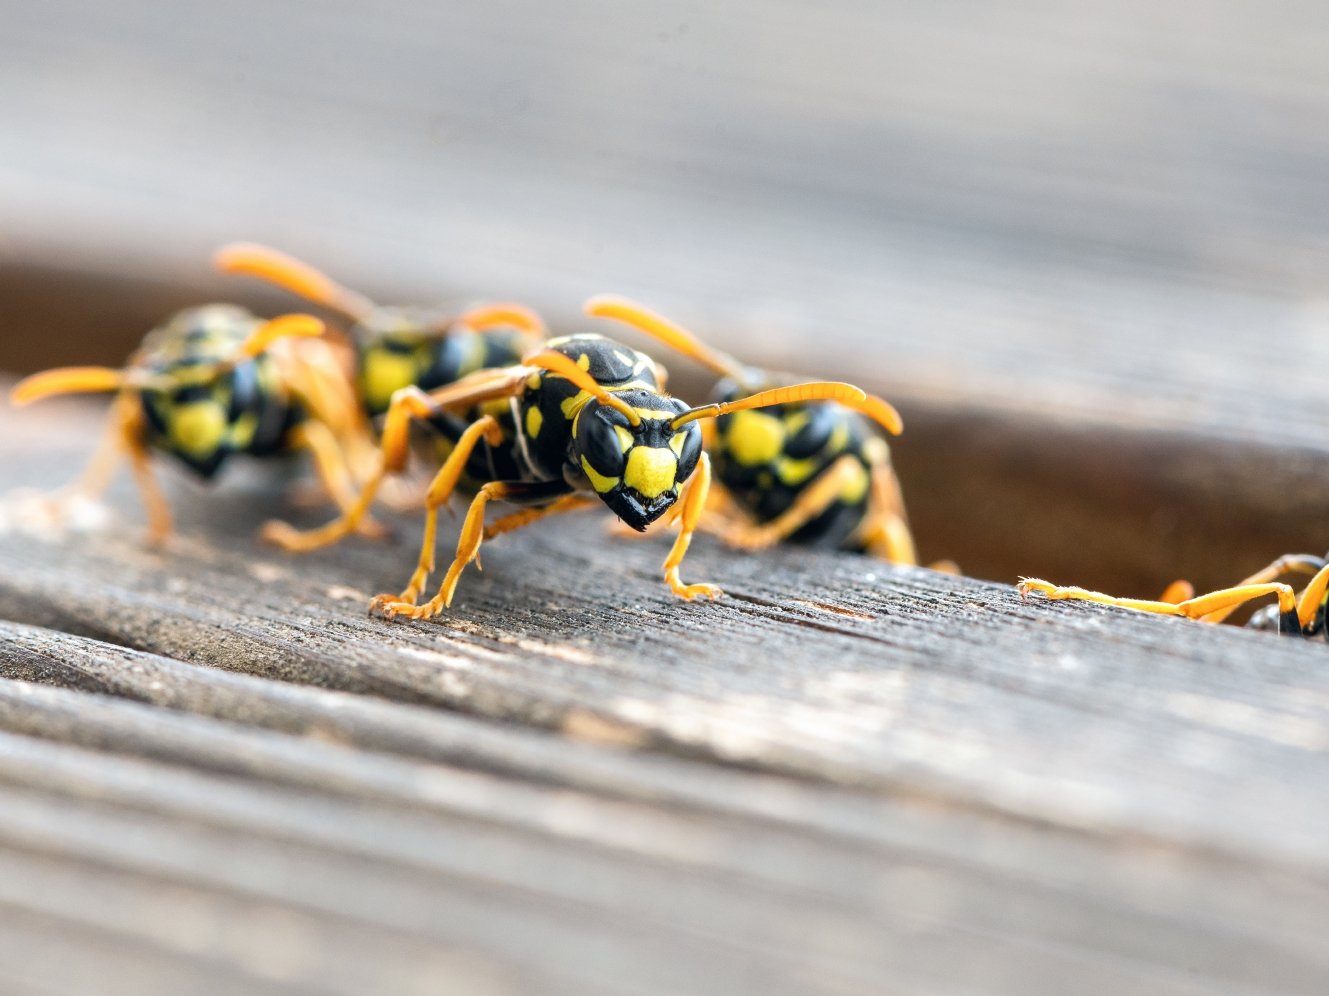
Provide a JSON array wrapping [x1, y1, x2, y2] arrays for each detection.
[[576, 402, 630, 484], [673, 422, 702, 483]]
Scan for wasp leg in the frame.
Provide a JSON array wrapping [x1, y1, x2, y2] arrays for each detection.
[[262, 386, 449, 552], [373, 477, 574, 619], [118, 401, 172, 545], [1018, 577, 1297, 622], [376, 414, 506, 609], [286, 420, 388, 539], [858, 460, 918, 566], [1292, 563, 1329, 631], [1197, 553, 1327, 623], [663, 451, 722, 600], [226, 314, 324, 368], [709, 454, 865, 552], [280, 335, 381, 477], [484, 495, 597, 542], [1159, 580, 1195, 604]]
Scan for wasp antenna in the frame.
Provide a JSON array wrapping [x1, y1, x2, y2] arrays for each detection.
[[524, 348, 641, 426], [455, 303, 546, 335], [851, 393, 905, 436], [213, 243, 375, 321], [584, 295, 747, 382], [231, 313, 326, 363], [196, 313, 327, 384], [11, 366, 128, 406], [670, 381, 884, 430]]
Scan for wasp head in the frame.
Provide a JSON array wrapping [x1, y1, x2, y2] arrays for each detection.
[[573, 391, 703, 531]]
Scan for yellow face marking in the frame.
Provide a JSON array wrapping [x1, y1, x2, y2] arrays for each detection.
[[526, 372, 542, 391], [361, 351, 420, 412], [828, 421, 850, 454], [624, 446, 677, 499], [169, 401, 227, 458], [727, 410, 784, 466], [526, 405, 544, 439], [668, 434, 686, 457], [577, 353, 591, 370], [613, 424, 634, 451], [839, 461, 870, 504], [579, 455, 621, 494], [776, 454, 820, 486], [632, 406, 674, 422]]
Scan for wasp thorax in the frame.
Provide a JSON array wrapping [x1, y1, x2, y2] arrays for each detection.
[[573, 392, 702, 531]]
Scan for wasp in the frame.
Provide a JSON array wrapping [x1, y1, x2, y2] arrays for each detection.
[[581, 297, 917, 564], [259, 296, 904, 618], [9, 305, 374, 544], [212, 243, 545, 419], [1018, 551, 1329, 637]]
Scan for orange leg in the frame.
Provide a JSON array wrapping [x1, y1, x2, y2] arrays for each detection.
[[1159, 579, 1195, 604], [120, 407, 172, 546], [484, 495, 596, 541], [1293, 564, 1329, 631], [287, 421, 387, 539], [262, 386, 453, 552], [858, 461, 918, 566], [709, 455, 864, 553], [372, 415, 506, 609], [371, 476, 579, 620], [663, 451, 722, 600], [1018, 577, 1297, 622], [1198, 553, 1325, 624]]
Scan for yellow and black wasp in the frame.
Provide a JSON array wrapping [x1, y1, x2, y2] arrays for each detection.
[[581, 297, 918, 564], [258, 296, 904, 618], [9, 304, 373, 544], [1019, 552, 1329, 639], [213, 243, 545, 419]]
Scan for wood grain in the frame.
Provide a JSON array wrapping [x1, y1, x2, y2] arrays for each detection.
[[1, 396, 1328, 994], [4, 2, 1329, 990]]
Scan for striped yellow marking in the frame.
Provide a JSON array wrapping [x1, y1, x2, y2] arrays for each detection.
[[775, 454, 820, 486], [839, 461, 870, 504], [579, 455, 621, 494], [169, 401, 227, 459], [361, 351, 420, 412], [227, 410, 259, 450], [526, 405, 544, 439], [727, 410, 784, 466]]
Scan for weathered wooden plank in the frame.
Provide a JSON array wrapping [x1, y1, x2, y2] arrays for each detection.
[[4, 0, 1329, 597], [4, 5, 1329, 989], [1, 413, 1328, 992], [0, 693, 1321, 996], [2, 400, 1328, 873]]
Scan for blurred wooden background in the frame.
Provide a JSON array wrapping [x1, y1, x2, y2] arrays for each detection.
[[4, 0, 1329, 590], [6, 0, 1329, 591]]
